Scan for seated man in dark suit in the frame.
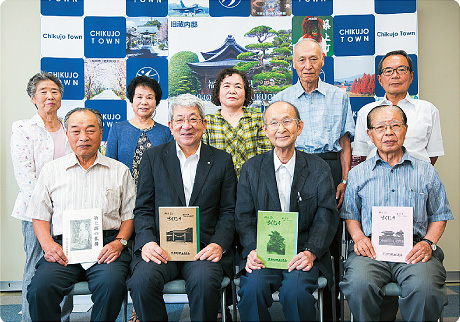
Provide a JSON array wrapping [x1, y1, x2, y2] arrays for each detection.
[[127, 93, 237, 321], [235, 101, 339, 321]]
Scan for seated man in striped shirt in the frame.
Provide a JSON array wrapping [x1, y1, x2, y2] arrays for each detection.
[[27, 108, 136, 322], [340, 105, 453, 321]]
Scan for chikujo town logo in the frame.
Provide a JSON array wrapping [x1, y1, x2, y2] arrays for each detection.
[[136, 67, 160, 83], [219, 0, 241, 9]]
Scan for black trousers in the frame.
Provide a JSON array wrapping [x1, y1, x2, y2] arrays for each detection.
[[128, 254, 224, 322], [27, 234, 131, 322]]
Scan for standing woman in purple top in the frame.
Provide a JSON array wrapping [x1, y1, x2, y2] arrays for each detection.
[[106, 75, 173, 186], [10, 72, 71, 322], [106, 75, 172, 322]]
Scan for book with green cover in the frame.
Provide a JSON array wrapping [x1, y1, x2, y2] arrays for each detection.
[[159, 207, 200, 261], [257, 210, 299, 269]]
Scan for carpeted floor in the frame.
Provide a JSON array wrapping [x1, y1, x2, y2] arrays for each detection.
[[1, 284, 459, 321]]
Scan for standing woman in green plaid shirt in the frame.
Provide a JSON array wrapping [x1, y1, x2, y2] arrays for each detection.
[[204, 68, 272, 179]]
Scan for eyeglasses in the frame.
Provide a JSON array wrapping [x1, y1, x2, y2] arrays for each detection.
[[173, 117, 203, 126], [380, 65, 410, 77], [265, 118, 299, 130], [370, 121, 405, 133]]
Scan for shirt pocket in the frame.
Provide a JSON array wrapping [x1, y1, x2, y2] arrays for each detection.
[[102, 187, 121, 216], [408, 188, 428, 223]]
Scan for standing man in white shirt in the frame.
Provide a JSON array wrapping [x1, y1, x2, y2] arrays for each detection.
[[353, 50, 444, 165], [27, 108, 136, 321]]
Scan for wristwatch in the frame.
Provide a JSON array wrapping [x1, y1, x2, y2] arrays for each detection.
[[341, 179, 347, 185], [116, 237, 128, 248], [422, 238, 437, 251]]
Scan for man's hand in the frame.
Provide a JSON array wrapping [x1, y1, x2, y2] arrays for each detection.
[[336, 183, 346, 209], [141, 242, 169, 264], [353, 235, 376, 259], [245, 249, 265, 273], [43, 240, 68, 266], [195, 243, 223, 262], [288, 250, 316, 272], [406, 241, 432, 264], [97, 240, 124, 264]]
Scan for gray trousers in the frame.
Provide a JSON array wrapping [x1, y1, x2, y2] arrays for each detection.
[[21, 221, 72, 322], [340, 250, 447, 322]]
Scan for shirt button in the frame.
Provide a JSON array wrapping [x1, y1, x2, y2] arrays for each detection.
[[390, 169, 394, 173], [391, 189, 395, 192]]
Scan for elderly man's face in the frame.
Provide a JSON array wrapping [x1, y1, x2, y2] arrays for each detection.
[[367, 108, 407, 156], [378, 55, 414, 97], [168, 106, 206, 151], [66, 111, 102, 161], [293, 40, 324, 85], [263, 101, 303, 150]]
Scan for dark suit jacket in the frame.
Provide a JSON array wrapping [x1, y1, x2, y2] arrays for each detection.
[[235, 149, 339, 284], [133, 141, 237, 276]]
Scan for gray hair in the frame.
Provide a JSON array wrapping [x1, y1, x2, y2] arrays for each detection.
[[263, 101, 301, 124], [64, 108, 103, 131], [168, 94, 205, 121], [26, 72, 64, 98], [367, 105, 407, 130], [293, 38, 323, 58]]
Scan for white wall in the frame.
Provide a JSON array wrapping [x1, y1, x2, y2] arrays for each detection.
[[1, 0, 459, 285]]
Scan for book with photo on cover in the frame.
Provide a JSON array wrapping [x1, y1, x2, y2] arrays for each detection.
[[371, 206, 413, 263], [62, 208, 103, 265], [159, 207, 200, 261], [257, 210, 298, 269]]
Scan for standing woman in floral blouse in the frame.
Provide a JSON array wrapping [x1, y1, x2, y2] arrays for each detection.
[[106, 75, 172, 322], [11, 72, 71, 322], [204, 68, 272, 179], [106, 75, 173, 185]]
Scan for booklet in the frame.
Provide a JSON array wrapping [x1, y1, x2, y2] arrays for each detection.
[[159, 207, 200, 261], [62, 208, 103, 265], [371, 206, 413, 263], [257, 210, 298, 269]]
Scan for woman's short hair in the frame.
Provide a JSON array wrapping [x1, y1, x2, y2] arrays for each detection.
[[127, 75, 162, 106], [26, 72, 64, 98], [168, 94, 205, 121], [211, 68, 253, 107]]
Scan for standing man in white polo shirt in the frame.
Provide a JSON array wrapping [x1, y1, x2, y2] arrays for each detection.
[[353, 50, 444, 165]]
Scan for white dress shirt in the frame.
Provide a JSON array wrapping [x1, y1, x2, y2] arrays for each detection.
[[274, 151, 296, 212], [10, 114, 70, 221], [26, 152, 136, 236], [353, 93, 444, 162], [176, 142, 201, 206]]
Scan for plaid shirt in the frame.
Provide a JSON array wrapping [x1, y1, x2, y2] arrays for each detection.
[[203, 108, 272, 179]]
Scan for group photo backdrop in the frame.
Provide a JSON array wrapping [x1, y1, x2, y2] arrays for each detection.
[[39, 0, 418, 149]]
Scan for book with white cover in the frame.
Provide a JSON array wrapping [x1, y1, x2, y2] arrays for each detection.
[[62, 208, 103, 265], [371, 206, 413, 263]]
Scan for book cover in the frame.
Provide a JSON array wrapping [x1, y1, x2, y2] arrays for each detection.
[[257, 210, 298, 269], [62, 208, 103, 265], [372, 206, 413, 263], [159, 207, 200, 261]]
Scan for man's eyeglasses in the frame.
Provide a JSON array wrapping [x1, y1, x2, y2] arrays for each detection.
[[370, 121, 405, 133], [380, 65, 410, 77], [173, 117, 203, 126], [265, 118, 299, 130]]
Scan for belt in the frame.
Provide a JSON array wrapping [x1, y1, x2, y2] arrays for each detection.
[[315, 152, 339, 160]]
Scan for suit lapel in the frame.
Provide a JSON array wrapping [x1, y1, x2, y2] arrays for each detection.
[[164, 141, 186, 205], [289, 151, 309, 212], [262, 150, 282, 211], [189, 144, 213, 206]]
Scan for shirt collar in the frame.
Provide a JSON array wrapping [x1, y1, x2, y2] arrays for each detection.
[[295, 79, 326, 98], [380, 92, 413, 106], [371, 147, 414, 170], [176, 141, 202, 162], [273, 150, 296, 177], [65, 151, 108, 171]]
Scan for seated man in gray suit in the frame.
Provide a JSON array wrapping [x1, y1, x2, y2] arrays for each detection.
[[235, 101, 339, 321], [127, 94, 237, 321]]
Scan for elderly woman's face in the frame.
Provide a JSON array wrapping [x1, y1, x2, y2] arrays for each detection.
[[32, 80, 62, 114], [219, 74, 246, 110], [132, 85, 157, 119]]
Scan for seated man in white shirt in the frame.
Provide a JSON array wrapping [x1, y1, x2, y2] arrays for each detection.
[[27, 108, 136, 322], [235, 101, 338, 321], [353, 50, 444, 165]]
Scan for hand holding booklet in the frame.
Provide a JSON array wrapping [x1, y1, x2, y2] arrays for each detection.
[[62, 208, 103, 267]]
